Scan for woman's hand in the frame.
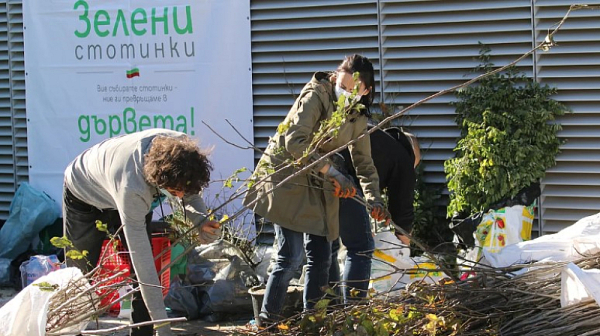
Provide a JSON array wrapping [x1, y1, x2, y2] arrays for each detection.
[[368, 201, 391, 224], [324, 165, 357, 198]]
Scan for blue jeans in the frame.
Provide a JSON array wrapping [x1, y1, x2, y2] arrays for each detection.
[[260, 225, 332, 320], [330, 197, 374, 303]]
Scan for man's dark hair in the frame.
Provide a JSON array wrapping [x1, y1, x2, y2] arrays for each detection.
[[143, 135, 212, 195], [337, 54, 376, 112]]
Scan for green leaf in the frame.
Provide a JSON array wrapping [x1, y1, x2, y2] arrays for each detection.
[[277, 120, 292, 134], [360, 320, 374, 335], [389, 308, 401, 322], [376, 321, 389, 336], [66, 249, 89, 260], [223, 178, 233, 189], [314, 298, 331, 311], [33, 281, 59, 292], [50, 236, 73, 249], [95, 220, 108, 233]]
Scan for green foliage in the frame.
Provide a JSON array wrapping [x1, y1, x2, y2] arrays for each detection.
[[296, 303, 431, 336], [445, 46, 568, 217], [50, 235, 89, 260]]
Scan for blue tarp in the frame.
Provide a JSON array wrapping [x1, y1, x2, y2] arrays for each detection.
[[0, 183, 59, 260]]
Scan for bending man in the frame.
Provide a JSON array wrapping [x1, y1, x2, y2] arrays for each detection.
[[63, 129, 220, 336]]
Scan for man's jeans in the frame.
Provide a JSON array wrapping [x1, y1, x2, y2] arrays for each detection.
[[63, 187, 154, 336], [260, 225, 332, 320], [330, 196, 374, 303]]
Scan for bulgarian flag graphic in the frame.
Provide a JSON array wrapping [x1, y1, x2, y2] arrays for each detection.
[[126, 68, 140, 79]]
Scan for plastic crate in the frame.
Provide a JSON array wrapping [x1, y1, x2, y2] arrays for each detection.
[[96, 237, 171, 312], [96, 240, 130, 312], [151, 237, 171, 298]]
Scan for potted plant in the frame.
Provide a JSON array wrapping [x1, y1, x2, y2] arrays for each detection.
[[445, 45, 568, 218]]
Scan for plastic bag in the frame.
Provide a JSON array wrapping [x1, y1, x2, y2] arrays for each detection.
[[184, 240, 258, 317], [561, 262, 600, 308], [459, 204, 534, 272], [20, 255, 62, 288], [0, 258, 11, 285], [164, 277, 200, 320], [476, 205, 534, 252], [0, 183, 59, 260], [117, 285, 133, 319], [200, 256, 255, 314], [0, 267, 92, 336], [484, 212, 600, 268], [370, 231, 443, 295]]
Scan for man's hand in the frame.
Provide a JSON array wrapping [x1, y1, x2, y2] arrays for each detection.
[[395, 233, 410, 246], [369, 201, 391, 224], [324, 166, 357, 198], [200, 220, 221, 243]]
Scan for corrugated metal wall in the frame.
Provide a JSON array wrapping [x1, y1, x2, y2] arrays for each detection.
[[250, 0, 381, 160], [378, 0, 535, 208], [534, 0, 600, 233], [250, 0, 600, 234], [0, 1, 598, 232], [0, 0, 25, 219]]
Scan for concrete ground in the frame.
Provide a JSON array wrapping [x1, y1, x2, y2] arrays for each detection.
[[90, 315, 252, 336], [1, 287, 253, 336]]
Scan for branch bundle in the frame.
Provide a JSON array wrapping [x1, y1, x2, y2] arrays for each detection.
[[252, 254, 600, 336]]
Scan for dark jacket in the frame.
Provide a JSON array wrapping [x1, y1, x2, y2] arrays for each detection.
[[341, 127, 416, 232]]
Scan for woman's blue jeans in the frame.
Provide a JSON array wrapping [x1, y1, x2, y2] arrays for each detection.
[[330, 197, 374, 303], [260, 225, 332, 320]]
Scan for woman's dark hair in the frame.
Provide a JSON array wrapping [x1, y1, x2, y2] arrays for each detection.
[[337, 54, 376, 115], [144, 135, 213, 195]]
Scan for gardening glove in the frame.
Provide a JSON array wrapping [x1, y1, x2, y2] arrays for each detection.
[[369, 201, 391, 224], [199, 220, 221, 243], [324, 165, 357, 198]]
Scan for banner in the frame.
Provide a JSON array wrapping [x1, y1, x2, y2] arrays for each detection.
[[24, 0, 254, 213]]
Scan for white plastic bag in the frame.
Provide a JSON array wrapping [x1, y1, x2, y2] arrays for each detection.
[[0, 267, 92, 336], [475, 205, 534, 255], [370, 231, 444, 295], [117, 285, 134, 319], [561, 262, 600, 308], [484, 213, 600, 268], [459, 205, 535, 276], [370, 231, 412, 294]]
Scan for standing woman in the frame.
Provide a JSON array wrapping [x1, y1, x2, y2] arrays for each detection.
[[243, 54, 389, 322]]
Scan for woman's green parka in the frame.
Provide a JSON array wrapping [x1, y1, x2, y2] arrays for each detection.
[[243, 72, 383, 241]]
